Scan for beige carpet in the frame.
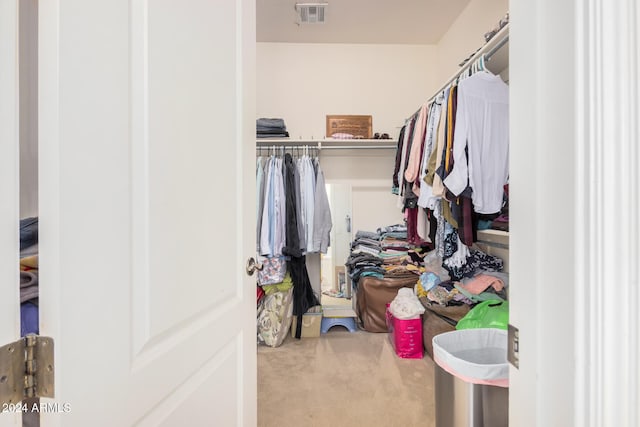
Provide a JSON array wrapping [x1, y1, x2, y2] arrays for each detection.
[[258, 328, 436, 427]]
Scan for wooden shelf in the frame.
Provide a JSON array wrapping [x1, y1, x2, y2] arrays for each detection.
[[477, 229, 509, 246], [255, 138, 396, 150]]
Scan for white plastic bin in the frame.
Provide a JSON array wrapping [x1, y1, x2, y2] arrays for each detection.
[[432, 328, 509, 427]]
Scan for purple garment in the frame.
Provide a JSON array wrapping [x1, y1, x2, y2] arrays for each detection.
[[21, 302, 39, 336]]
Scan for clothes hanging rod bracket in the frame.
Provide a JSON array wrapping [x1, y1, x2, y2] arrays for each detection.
[[421, 24, 509, 107], [485, 34, 509, 62]]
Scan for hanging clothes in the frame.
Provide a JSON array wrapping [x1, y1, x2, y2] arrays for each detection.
[[311, 158, 332, 253], [391, 125, 407, 195], [441, 84, 459, 229], [256, 157, 266, 251], [396, 115, 416, 208], [288, 255, 320, 339], [417, 95, 444, 209], [302, 155, 317, 254], [431, 87, 450, 199], [281, 152, 319, 338], [396, 64, 509, 254], [259, 156, 274, 256], [259, 155, 286, 257], [443, 72, 510, 215], [404, 103, 429, 190], [258, 148, 332, 257], [294, 159, 306, 253], [256, 147, 329, 340], [282, 153, 303, 258], [415, 99, 444, 242]]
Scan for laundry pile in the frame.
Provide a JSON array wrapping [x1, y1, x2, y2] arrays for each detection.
[[417, 251, 507, 308], [346, 224, 430, 288], [256, 271, 294, 348], [256, 117, 289, 138], [20, 217, 39, 336]]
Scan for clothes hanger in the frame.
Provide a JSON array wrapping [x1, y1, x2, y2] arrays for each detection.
[[481, 54, 494, 75]]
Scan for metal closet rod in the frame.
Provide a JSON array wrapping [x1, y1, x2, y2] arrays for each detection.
[[316, 145, 395, 150], [417, 24, 510, 110]]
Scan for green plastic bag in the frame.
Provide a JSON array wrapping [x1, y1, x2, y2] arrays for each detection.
[[456, 300, 509, 330]]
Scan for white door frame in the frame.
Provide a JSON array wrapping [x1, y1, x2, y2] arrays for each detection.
[[509, 0, 639, 425], [0, 0, 21, 348], [1, 1, 28, 425]]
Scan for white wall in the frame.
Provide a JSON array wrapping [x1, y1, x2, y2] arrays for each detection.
[[436, 0, 509, 82], [257, 42, 438, 141], [257, 42, 422, 295]]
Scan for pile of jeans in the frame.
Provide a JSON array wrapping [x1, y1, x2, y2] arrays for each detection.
[[257, 118, 289, 138]]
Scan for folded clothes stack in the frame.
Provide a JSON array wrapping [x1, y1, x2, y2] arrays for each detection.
[[257, 117, 289, 138], [346, 224, 429, 287], [20, 217, 39, 306]]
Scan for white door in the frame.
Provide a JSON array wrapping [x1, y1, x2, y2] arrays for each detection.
[[37, 0, 256, 425], [0, 0, 22, 425]]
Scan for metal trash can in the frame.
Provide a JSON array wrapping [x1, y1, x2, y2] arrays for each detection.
[[432, 328, 509, 427]]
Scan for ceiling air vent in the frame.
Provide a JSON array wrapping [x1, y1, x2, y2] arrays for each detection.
[[295, 3, 327, 24]]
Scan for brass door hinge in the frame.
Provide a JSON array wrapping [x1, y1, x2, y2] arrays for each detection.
[[0, 334, 54, 405]]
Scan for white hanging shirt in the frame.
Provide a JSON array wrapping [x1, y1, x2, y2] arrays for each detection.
[[443, 72, 509, 214], [259, 157, 275, 256], [273, 157, 286, 256]]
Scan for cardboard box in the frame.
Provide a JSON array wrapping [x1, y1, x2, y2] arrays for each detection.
[[291, 307, 323, 338]]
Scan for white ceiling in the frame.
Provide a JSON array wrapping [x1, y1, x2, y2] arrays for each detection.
[[257, 0, 472, 44]]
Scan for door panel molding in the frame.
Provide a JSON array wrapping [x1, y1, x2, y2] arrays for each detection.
[[575, 0, 640, 425], [133, 337, 240, 426], [129, 0, 237, 359]]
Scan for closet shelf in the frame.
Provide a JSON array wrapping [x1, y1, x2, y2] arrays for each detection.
[[255, 138, 396, 150], [476, 229, 509, 246]]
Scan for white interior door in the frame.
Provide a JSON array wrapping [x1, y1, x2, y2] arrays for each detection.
[[0, 0, 21, 425], [38, 1, 256, 425]]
